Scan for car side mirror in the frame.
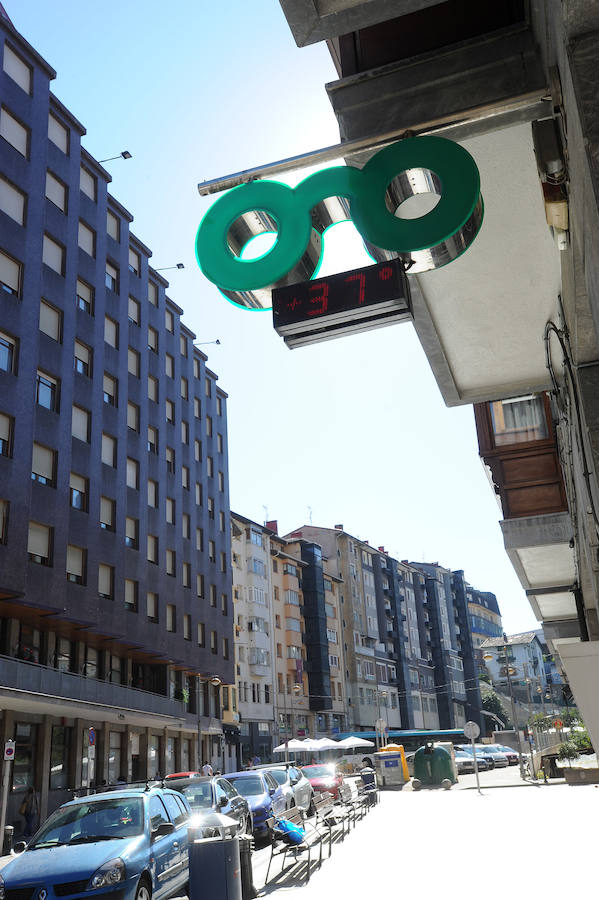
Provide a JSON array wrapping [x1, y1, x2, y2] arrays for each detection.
[[269, 788, 276, 796], [13, 841, 27, 854], [152, 822, 175, 840], [217, 796, 227, 808]]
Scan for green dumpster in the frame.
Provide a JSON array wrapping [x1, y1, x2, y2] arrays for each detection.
[[412, 742, 456, 790]]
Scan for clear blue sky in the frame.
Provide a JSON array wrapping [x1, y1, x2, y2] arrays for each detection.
[[10, 0, 538, 632]]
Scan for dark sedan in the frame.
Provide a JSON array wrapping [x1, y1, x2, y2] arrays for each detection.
[[225, 771, 286, 838], [167, 775, 252, 835]]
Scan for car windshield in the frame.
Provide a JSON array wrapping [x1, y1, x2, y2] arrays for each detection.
[[303, 766, 335, 778], [268, 770, 288, 786], [227, 776, 264, 797], [179, 783, 214, 809], [30, 797, 144, 848]]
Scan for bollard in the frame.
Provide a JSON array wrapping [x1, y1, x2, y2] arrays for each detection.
[[2, 825, 13, 855], [238, 834, 257, 900]]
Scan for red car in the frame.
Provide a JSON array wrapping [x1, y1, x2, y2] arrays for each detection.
[[164, 771, 202, 780], [301, 764, 344, 800]]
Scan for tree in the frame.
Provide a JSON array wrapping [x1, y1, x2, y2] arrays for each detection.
[[571, 729, 593, 754], [557, 740, 578, 766], [478, 670, 491, 684], [482, 690, 511, 731]]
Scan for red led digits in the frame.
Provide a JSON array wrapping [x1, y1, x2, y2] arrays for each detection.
[[378, 266, 393, 281], [307, 282, 329, 316], [286, 297, 301, 311], [345, 272, 366, 305]]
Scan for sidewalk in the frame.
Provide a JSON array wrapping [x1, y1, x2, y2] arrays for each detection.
[[251, 776, 596, 898]]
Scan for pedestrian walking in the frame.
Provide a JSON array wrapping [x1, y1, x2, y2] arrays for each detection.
[[201, 760, 213, 776], [19, 787, 39, 838]]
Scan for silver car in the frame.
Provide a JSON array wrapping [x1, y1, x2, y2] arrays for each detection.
[[264, 765, 314, 813]]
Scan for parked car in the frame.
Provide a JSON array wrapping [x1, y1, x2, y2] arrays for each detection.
[[455, 745, 490, 770], [225, 770, 286, 838], [492, 745, 519, 765], [263, 764, 314, 813], [301, 764, 345, 800], [163, 771, 201, 781], [478, 746, 509, 767], [454, 750, 476, 774], [167, 775, 252, 835], [0, 788, 191, 900]]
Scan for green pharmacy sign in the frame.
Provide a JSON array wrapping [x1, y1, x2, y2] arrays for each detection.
[[195, 136, 483, 310]]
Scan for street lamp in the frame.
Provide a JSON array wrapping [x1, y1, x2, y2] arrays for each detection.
[[197, 675, 222, 769], [98, 150, 132, 163], [375, 689, 389, 749], [155, 263, 184, 272], [281, 682, 302, 763], [501, 633, 526, 779]]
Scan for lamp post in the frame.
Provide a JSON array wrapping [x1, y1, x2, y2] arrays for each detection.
[[197, 675, 222, 770], [281, 681, 302, 763], [375, 689, 389, 749], [501, 634, 526, 779]]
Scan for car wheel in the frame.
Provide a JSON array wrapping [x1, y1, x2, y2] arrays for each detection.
[[135, 875, 152, 900]]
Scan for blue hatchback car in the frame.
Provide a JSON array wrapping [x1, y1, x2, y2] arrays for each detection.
[[224, 771, 286, 838], [0, 788, 191, 900]]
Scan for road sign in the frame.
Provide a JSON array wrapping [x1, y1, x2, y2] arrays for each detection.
[[88, 727, 96, 746], [3, 741, 15, 761], [463, 721, 480, 740], [553, 719, 563, 729]]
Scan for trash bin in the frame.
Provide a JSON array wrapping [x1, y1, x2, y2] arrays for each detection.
[[412, 743, 456, 790], [238, 833, 257, 900], [3, 825, 13, 855], [373, 751, 406, 790], [189, 812, 242, 900]]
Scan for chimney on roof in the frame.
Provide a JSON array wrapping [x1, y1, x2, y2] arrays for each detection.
[[401, 560, 408, 564], [378, 546, 385, 553], [265, 520, 278, 534], [334, 524, 343, 530]]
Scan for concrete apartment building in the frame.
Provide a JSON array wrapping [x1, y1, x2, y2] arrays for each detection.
[[276, 0, 599, 750], [480, 631, 548, 707], [0, 16, 233, 821]]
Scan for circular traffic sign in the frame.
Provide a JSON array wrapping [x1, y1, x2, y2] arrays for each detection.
[[464, 721, 480, 740], [553, 719, 563, 729]]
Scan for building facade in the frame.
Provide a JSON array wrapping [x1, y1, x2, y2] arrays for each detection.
[[0, 17, 233, 822], [480, 632, 548, 708]]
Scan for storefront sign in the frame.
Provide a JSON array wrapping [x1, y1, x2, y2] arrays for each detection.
[[196, 136, 483, 309]]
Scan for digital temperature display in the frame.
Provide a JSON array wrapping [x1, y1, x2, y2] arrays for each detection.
[[272, 258, 411, 348]]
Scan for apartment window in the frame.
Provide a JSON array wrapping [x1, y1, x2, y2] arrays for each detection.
[[183, 614, 191, 640], [193, 359, 200, 379], [208, 497, 214, 520], [78, 221, 95, 257], [210, 630, 218, 655], [71, 405, 90, 442], [166, 497, 175, 524], [147, 534, 158, 564], [194, 398, 201, 418], [125, 516, 138, 549], [220, 552, 227, 574], [66, 545, 85, 584], [166, 549, 176, 576], [207, 456, 213, 478], [128, 296, 140, 325], [182, 563, 191, 588], [48, 112, 68, 152], [195, 482, 203, 505], [206, 416, 212, 437], [210, 585, 217, 607], [0, 249, 21, 297], [126, 457, 139, 489], [27, 521, 52, 566], [80, 166, 96, 201], [128, 247, 140, 276], [147, 592, 158, 622], [147, 479, 158, 507], [148, 326, 158, 352], [182, 466, 190, 490], [166, 446, 175, 474], [0, 174, 26, 225], [165, 353, 174, 379], [147, 426, 158, 454], [103, 373, 117, 406], [219, 511, 225, 532], [223, 637, 229, 660], [101, 433, 116, 467], [1, 106, 29, 157], [69, 473, 88, 511], [180, 376, 188, 400], [197, 574, 205, 599], [74, 340, 92, 377], [31, 443, 55, 486], [166, 604, 176, 632], [39, 300, 61, 342], [45, 171, 67, 212], [36, 370, 59, 411], [165, 309, 174, 333], [98, 564, 114, 599], [218, 471, 224, 492], [125, 579, 138, 612], [106, 210, 120, 240], [100, 496, 115, 531], [148, 281, 158, 306], [182, 513, 190, 539], [221, 593, 228, 615], [205, 378, 212, 398], [197, 623, 205, 647], [217, 396, 223, 416], [208, 540, 215, 562], [194, 439, 202, 462], [165, 399, 174, 424], [217, 433, 223, 453], [104, 315, 118, 348], [127, 401, 139, 432], [75, 279, 93, 315], [3, 44, 32, 93], [196, 528, 204, 552], [0, 330, 17, 374], [42, 234, 65, 275], [105, 260, 118, 292], [148, 375, 158, 402], [127, 348, 140, 377]]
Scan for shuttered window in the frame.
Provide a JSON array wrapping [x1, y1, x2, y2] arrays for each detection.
[[74, 340, 91, 376], [148, 281, 158, 306], [147, 326, 158, 352], [80, 166, 96, 200], [127, 402, 139, 432], [69, 472, 87, 510], [100, 496, 115, 529], [148, 376, 158, 402], [166, 446, 175, 473], [1, 107, 29, 156], [0, 175, 26, 224], [105, 261, 118, 291], [125, 580, 138, 611], [165, 354, 174, 378], [28, 521, 51, 563], [127, 348, 139, 376], [32, 443, 55, 485], [76, 279, 93, 314], [147, 534, 158, 563], [0, 413, 12, 457], [147, 479, 158, 507], [101, 433, 116, 467], [66, 545, 85, 583], [107, 210, 119, 240], [104, 316, 118, 348], [78, 221, 95, 256], [45, 171, 67, 211], [128, 296, 140, 324], [3, 45, 32, 94], [126, 457, 138, 489], [71, 405, 90, 442], [48, 113, 68, 153], [128, 247, 140, 275], [166, 497, 175, 524], [0, 250, 21, 297], [39, 300, 61, 341], [42, 234, 64, 275], [125, 516, 137, 548], [98, 564, 114, 598], [103, 373, 117, 406]]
